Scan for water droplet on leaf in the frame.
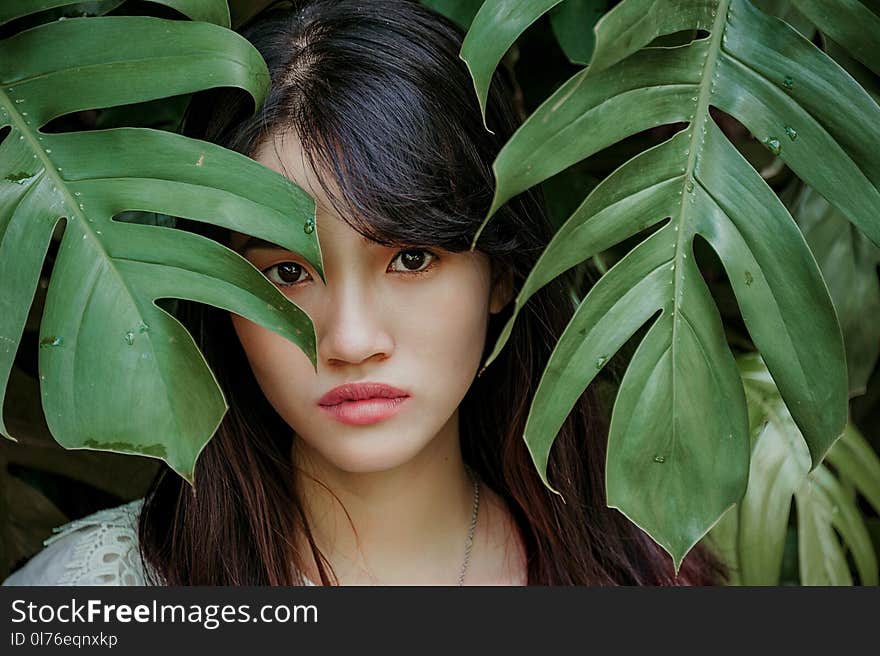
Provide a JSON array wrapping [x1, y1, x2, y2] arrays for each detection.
[[784, 126, 797, 141], [124, 332, 135, 345], [653, 455, 666, 463], [138, 321, 150, 333], [744, 271, 753, 286], [303, 218, 315, 234], [762, 137, 781, 156], [685, 179, 695, 193], [39, 336, 63, 348], [782, 75, 793, 90], [595, 355, 607, 369]]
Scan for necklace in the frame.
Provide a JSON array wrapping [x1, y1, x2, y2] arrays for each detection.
[[457, 465, 480, 586], [304, 467, 481, 586]]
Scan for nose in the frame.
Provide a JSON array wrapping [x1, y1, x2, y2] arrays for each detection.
[[317, 280, 394, 367]]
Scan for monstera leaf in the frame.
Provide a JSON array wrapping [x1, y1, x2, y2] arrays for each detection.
[[462, 0, 880, 568], [548, 0, 608, 66], [793, 186, 880, 396], [0, 0, 231, 24], [420, 0, 484, 28], [1, 0, 323, 484], [795, 0, 880, 76], [708, 354, 880, 585]]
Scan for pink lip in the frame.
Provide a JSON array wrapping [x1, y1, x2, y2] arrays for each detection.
[[318, 382, 410, 426]]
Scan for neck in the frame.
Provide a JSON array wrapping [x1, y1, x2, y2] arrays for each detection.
[[292, 412, 476, 585]]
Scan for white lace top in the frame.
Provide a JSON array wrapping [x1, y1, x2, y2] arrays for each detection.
[[2, 499, 156, 586], [2, 499, 318, 586]]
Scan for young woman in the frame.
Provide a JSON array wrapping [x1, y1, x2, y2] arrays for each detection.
[[4, 0, 727, 586]]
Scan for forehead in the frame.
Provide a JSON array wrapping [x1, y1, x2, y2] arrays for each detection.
[[252, 131, 324, 201]]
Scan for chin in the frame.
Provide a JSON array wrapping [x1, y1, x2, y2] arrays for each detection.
[[301, 429, 436, 475], [288, 422, 422, 474], [322, 444, 434, 474]]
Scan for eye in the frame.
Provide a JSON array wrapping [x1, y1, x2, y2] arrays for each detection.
[[263, 261, 311, 287], [389, 249, 438, 274]]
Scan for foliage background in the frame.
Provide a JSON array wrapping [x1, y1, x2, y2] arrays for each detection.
[[1, 0, 878, 585]]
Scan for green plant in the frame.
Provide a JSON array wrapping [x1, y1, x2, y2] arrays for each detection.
[[710, 353, 880, 585], [3, 0, 878, 586], [459, 0, 880, 571], [0, 0, 323, 484]]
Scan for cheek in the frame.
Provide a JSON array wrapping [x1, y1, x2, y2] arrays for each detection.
[[230, 314, 313, 407], [401, 273, 491, 381]]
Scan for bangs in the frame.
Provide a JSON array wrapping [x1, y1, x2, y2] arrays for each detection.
[[187, 0, 536, 259], [254, 0, 503, 252]]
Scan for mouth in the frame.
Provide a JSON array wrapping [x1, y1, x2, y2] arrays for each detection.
[[318, 396, 410, 425], [317, 382, 410, 425]]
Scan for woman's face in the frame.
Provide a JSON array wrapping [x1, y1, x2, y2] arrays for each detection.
[[230, 132, 511, 475]]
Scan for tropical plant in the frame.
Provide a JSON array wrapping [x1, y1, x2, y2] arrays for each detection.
[[709, 353, 880, 585], [457, 0, 880, 572], [2, 0, 878, 585], [0, 0, 323, 485]]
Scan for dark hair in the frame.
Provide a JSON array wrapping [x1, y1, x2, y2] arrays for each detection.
[[139, 0, 728, 585]]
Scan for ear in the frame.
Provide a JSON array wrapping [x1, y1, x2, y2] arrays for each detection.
[[489, 263, 515, 315]]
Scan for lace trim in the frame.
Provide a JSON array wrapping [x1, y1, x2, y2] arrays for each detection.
[[43, 499, 152, 586], [41, 499, 315, 586]]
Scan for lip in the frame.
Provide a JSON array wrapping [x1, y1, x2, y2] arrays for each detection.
[[318, 382, 410, 426]]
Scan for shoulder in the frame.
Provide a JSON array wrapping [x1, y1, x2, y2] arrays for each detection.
[[2, 498, 157, 586]]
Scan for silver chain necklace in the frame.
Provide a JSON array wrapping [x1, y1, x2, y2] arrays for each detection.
[[457, 466, 480, 586]]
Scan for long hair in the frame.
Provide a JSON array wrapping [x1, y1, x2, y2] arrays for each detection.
[[138, 0, 728, 585]]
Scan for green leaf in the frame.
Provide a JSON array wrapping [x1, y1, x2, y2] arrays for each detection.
[[795, 468, 854, 585], [795, 0, 880, 76], [809, 465, 878, 585], [702, 506, 742, 585], [421, 0, 485, 29], [1, 12, 322, 484], [463, 0, 878, 568], [730, 357, 812, 585], [825, 424, 880, 516], [0, 0, 231, 26], [793, 186, 880, 396], [707, 354, 878, 585], [460, 0, 564, 126], [751, 1, 816, 38], [549, 0, 608, 66]]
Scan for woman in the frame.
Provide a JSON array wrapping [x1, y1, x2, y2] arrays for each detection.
[[4, 0, 727, 586]]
